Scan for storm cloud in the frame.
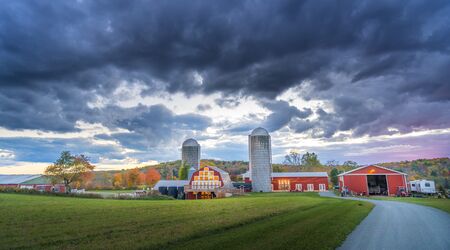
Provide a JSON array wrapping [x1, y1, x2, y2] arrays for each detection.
[[0, 0, 449, 167]]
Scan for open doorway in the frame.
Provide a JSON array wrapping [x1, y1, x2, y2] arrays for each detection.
[[367, 175, 388, 195]]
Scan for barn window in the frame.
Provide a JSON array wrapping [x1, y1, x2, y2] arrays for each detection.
[[278, 179, 290, 190]]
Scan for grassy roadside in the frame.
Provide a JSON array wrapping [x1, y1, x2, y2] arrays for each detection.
[[369, 196, 450, 214], [0, 192, 373, 249]]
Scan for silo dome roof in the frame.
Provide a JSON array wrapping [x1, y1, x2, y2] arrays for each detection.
[[250, 127, 269, 136], [182, 138, 199, 146]]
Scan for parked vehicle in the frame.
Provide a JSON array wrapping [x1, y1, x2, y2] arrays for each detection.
[[341, 186, 350, 197], [396, 187, 407, 197], [409, 180, 436, 194]]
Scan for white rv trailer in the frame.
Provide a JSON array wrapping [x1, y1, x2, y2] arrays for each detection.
[[409, 180, 436, 194]]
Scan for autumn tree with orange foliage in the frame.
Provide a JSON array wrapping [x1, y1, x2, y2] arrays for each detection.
[[126, 168, 143, 188], [138, 172, 146, 185], [113, 173, 123, 188], [145, 168, 161, 186], [73, 171, 95, 189], [111, 168, 160, 189], [45, 151, 95, 192]]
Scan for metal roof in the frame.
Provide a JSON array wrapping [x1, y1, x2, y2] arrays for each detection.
[[153, 180, 189, 189], [338, 165, 407, 176], [0, 174, 42, 185], [272, 172, 328, 178], [207, 166, 228, 175], [20, 176, 55, 185], [241, 171, 328, 178], [182, 138, 199, 147], [207, 166, 234, 188], [250, 127, 269, 136]]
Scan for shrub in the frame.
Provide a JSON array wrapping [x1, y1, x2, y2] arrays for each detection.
[[116, 191, 175, 200], [116, 194, 175, 200], [0, 187, 103, 199], [0, 187, 175, 200]]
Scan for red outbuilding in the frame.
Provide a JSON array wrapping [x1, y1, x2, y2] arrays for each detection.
[[0, 175, 66, 193], [184, 166, 236, 199], [242, 172, 329, 192], [338, 165, 408, 196]]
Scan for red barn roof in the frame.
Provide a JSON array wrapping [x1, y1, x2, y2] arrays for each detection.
[[338, 165, 407, 176]]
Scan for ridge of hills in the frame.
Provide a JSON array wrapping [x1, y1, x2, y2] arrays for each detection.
[[91, 157, 449, 189]]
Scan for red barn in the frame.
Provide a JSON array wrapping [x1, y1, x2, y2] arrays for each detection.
[[0, 175, 66, 193], [338, 165, 408, 196], [184, 166, 236, 199], [242, 172, 329, 192], [271, 172, 329, 192]]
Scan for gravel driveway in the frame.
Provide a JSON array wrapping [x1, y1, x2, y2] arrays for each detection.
[[319, 191, 450, 250]]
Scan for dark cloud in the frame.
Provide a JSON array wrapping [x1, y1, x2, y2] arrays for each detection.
[[90, 104, 212, 150], [224, 123, 259, 134], [196, 104, 212, 111], [0, 0, 449, 151], [214, 98, 241, 108], [261, 100, 312, 132], [289, 108, 339, 138], [2, 0, 448, 95], [222, 100, 313, 134]]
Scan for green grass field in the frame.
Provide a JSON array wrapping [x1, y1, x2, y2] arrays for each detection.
[[369, 196, 450, 214], [0, 192, 373, 250]]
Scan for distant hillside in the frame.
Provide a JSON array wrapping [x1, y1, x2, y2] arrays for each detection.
[[378, 158, 449, 188], [88, 157, 449, 189]]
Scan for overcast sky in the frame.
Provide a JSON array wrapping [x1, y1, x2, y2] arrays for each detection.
[[1, 0, 450, 173]]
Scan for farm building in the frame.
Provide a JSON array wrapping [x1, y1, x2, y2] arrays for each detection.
[[184, 166, 237, 199], [153, 180, 189, 199], [154, 166, 239, 199], [338, 165, 408, 196], [0, 174, 66, 192], [242, 172, 329, 192]]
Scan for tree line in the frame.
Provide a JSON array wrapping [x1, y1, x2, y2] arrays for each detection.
[[282, 151, 360, 187], [45, 151, 161, 191]]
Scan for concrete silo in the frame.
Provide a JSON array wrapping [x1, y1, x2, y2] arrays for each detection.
[[182, 138, 201, 170], [249, 127, 272, 192]]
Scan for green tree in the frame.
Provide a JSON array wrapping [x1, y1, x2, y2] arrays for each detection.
[[178, 161, 189, 180], [45, 151, 95, 193], [326, 160, 339, 167], [283, 151, 302, 167], [301, 152, 321, 167], [430, 170, 437, 177], [330, 168, 340, 186], [272, 164, 284, 172], [160, 165, 169, 180], [343, 160, 358, 168]]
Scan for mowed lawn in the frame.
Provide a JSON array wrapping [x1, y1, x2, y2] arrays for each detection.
[[0, 193, 373, 250], [369, 196, 450, 214]]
